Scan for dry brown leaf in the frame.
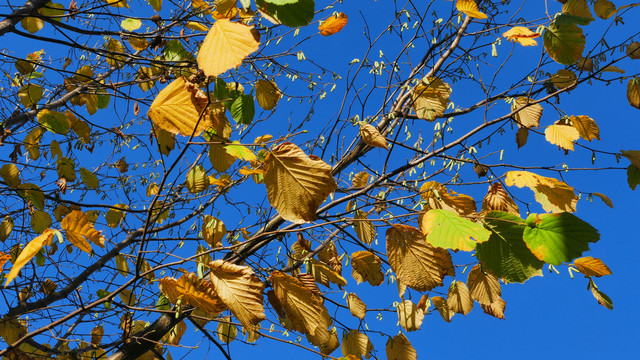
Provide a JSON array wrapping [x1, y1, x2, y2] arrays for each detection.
[[386, 333, 417, 360], [447, 280, 474, 315], [347, 293, 366, 320], [209, 260, 265, 330], [264, 142, 337, 223], [351, 251, 385, 286], [573, 256, 612, 277], [360, 123, 388, 150], [159, 273, 227, 314], [481, 298, 506, 319], [386, 224, 453, 292], [431, 296, 454, 322], [512, 97, 543, 128], [467, 264, 501, 305], [396, 300, 424, 332], [481, 182, 520, 216], [270, 271, 332, 346]]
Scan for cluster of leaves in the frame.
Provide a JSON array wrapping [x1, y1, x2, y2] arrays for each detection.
[[0, 0, 638, 359]]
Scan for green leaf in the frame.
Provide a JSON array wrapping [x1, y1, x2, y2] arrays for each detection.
[[37, 109, 70, 134], [224, 141, 257, 162], [97, 289, 112, 310], [523, 212, 599, 265], [80, 167, 99, 189], [421, 209, 490, 251], [31, 210, 52, 234], [0, 164, 21, 188], [257, 0, 315, 27], [627, 165, 640, 190], [164, 40, 194, 63], [18, 183, 45, 210], [121, 18, 142, 31], [97, 92, 111, 109], [157, 294, 171, 310], [543, 22, 585, 65], [476, 212, 543, 283], [149, 0, 162, 11], [186, 165, 210, 194], [230, 94, 255, 125]]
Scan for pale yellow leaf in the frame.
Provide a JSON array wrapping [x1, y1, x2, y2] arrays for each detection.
[[386, 224, 454, 292], [209, 260, 265, 330], [386, 333, 417, 360], [116, 254, 129, 277], [351, 251, 384, 286], [396, 300, 424, 332], [512, 97, 543, 128], [573, 256, 612, 277], [263, 142, 337, 223], [411, 84, 449, 120], [148, 77, 212, 136], [197, 19, 260, 77], [447, 280, 474, 315], [360, 123, 388, 150], [545, 124, 579, 151], [341, 329, 373, 359], [456, 0, 488, 19], [505, 171, 577, 213], [467, 264, 501, 305], [6, 229, 54, 285], [347, 293, 366, 320]]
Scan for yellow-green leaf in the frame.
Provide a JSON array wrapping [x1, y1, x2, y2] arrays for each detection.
[[544, 22, 585, 65], [421, 209, 490, 251], [0, 164, 21, 188], [79, 167, 99, 189], [225, 141, 257, 162]]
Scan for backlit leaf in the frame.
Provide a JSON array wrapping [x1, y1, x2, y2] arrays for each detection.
[[257, 0, 315, 27], [106, 204, 126, 228], [628, 78, 640, 109], [351, 251, 384, 286], [24, 127, 43, 160], [481, 298, 506, 319], [121, 18, 142, 31], [360, 123, 388, 150], [159, 273, 227, 314], [38, 109, 70, 134], [79, 167, 99, 189], [420, 181, 476, 215], [447, 280, 474, 315], [319, 12, 348, 36], [503, 26, 540, 46], [217, 317, 237, 343], [481, 183, 520, 216], [386, 333, 417, 360], [505, 171, 578, 213], [421, 209, 490, 251], [545, 124, 579, 151], [209, 260, 265, 330], [411, 83, 449, 120], [347, 293, 366, 320], [341, 329, 373, 359], [19, 84, 43, 108], [476, 211, 544, 283], [209, 143, 236, 173], [6, 229, 54, 285], [0, 164, 21, 188], [562, 0, 594, 23], [225, 141, 257, 162], [512, 97, 542, 128], [310, 259, 347, 288], [230, 93, 255, 125], [467, 264, 501, 305], [202, 215, 226, 247], [116, 254, 129, 277], [255, 79, 281, 110], [594, 0, 616, 19], [148, 77, 212, 136], [573, 256, 612, 277], [21, 17, 44, 33], [523, 212, 599, 265], [431, 296, 454, 322], [186, 165, 210, 194], [386, 224, 454, 292], [263, 142, 337, 223], [353, 211, 376, 245], [456, 0, 488, 19], [270, 271, 332, 346], [568, 115, 600, 141], [352, 171, 370, 188], [544, 22, 585, 65], [61, 210, 104, 252], [396, 300, 424, 332], [551, 69, 577, 89], [91, 325, 104, 345], [197, 19, 260, 77]]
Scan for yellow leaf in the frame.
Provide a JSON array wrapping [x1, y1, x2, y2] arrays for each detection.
[[505, 171, 578, 213], [217, 317, 237, 343], [341, 329, 373, 359], [573, 256, 612, 277], [396, 300, 424, 332], [347, 293, 366, 320], [6, 229, 54, 285], [255, 79, 281, 111], [386, 224, 454, 292], [162, 321, 187, 345], [61, 210, 103, 252], [105, 0, 129, 8], [411, 84, 449, 120], [270, 271, 332, 346], [352, 171, 370, 188], [209, 143, 236, 173], [159, 273, 227, 314], [119, 289, 136, 306], [628, 77, 640, 109], [545, 124, 579, 151], [148, 77, 213, 136], [319, 328, 340, 355], [116, 254, 129, 277], [21, 17, 44, 33], [186, 165, 210, 194], [19, 84, 43, 108], [105, 39, 126, 67], [319, 12, 348, 36], [456, 0, 488, 19], [359, 123, 388, 150], [351, 251, 384, 286], [263, 142, 337, 223], [254, 134, 273, 144], [481, 182, 520, 216], [202, 215, 226, 247], [386, 333, 417, 360], [568, 115, 600, 141], [503, 26, 540, 46], [0, 216, 14, 242], [197, 19, 260, 77], [310, 259, 346, 288], [481, 298, 506, 319], [467, 264, 501, 305], [551, 69, 576, 89], [106, 204, 127, 228], [0, 164, 21, 188], [129, 36, 149, 50], [24, 127, 43, 160], [225, 141, 257, 162], [420, 181, 477, 215], [512, 97, 542, 128], [447, 280, 474, 315], [209, 260, 265, 330], [594, 0, 616, 19], [353, 210, 376, 245]]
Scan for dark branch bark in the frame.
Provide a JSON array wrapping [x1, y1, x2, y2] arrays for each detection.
[[0, 0, 50, 36]]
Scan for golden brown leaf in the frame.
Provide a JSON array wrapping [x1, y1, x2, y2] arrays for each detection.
[[209, 260, 265, 330], [396, 300, 424, 332], [353, 211, 376, 245], [562, 0, 594, 21], [90, 325, 104, 345], [347, 293, 366, 320], [628, 77, 640, 109], [351, 251, 385, 286], [516, 127, 529, 148], [255, 79, 281, 111], [148, 77, 212, 136], [341, 329, 373, 359], [432, 296, 454, 322], [594, 0, 616, 19], [61, 210, 103, 252], [352, 171, 370, 188], [505, 171, 578, 213], [447, 280, 474, 315], [319, 12, 348, 36], [386, 333, 417, 360], [270, 271, 332, 346], [310, 259, 347, 288], [159, 273, 227, 314], [386, 224, 453, 291], [467, 265, 501, 305], [568, 115, 600, 141], [481, 182, 520, 216], [551, 69, 577, 89], [320, 328, 340, 355], [6, 229, 54, 285], [197, 19, 260, 77], [573, 256, 612, 277], [420, 181, 476, 215], [627, 42, 640, 59], [359, 123, 388, 150], [411, 83, 449, 120], [481, 298, 506, 319], [217, 316, 237, 343], [263, 142, 337, 223], [512, 97, 543, 128]]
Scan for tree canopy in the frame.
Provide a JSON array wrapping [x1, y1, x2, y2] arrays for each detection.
[[0, 0, 638, 359]]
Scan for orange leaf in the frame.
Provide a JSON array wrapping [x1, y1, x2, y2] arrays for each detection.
[[573, 256, 612, 277], [319, 12, 348, 36]]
